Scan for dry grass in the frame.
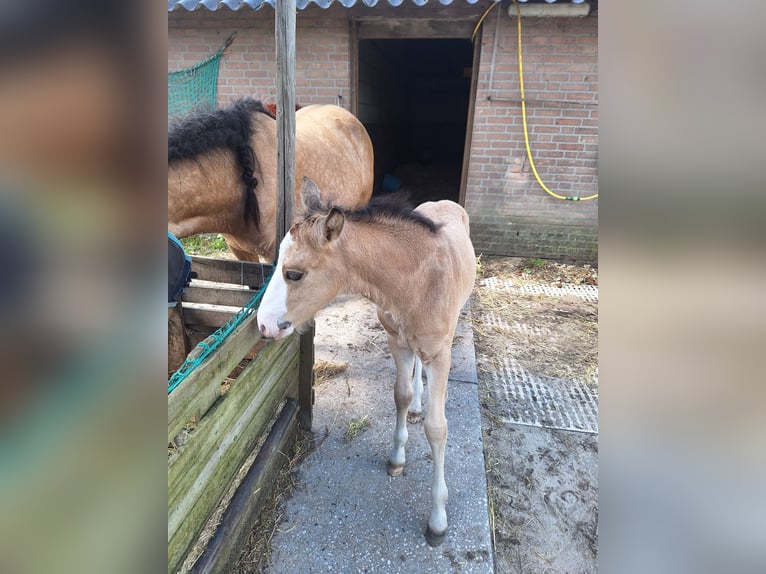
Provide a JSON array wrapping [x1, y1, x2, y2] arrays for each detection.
[[313, 359, 348, 386], [343, 416, 372, 443], [233, 361, 349, 571], [235, 425, 330, 573], [471, 257, 598, 383]]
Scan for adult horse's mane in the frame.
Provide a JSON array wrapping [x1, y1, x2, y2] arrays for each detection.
[[168, 98, 270, 228], [302, 190, 441, 235]]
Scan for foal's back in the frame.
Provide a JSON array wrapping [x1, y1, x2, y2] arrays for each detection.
[[414, 200, 476, 316]]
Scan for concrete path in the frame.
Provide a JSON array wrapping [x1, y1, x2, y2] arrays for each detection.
[[268, 296, 494, 573]]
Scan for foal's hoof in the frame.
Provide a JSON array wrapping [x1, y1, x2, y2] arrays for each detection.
[[425, 526, 447, 547], [386, 461, 404, 477], [407, 411, 421, 424]]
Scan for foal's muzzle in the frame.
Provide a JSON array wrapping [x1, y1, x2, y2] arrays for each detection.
[[257, 315, 294, 339]]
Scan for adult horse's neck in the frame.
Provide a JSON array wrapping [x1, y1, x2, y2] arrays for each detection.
[[167, 149, 243, 237], [167, 111, 279, 261]]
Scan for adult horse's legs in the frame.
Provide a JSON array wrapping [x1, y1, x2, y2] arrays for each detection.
[[408, 357, 424, 423], [422, 349, 452, 546], [385, 338, 416, 476]]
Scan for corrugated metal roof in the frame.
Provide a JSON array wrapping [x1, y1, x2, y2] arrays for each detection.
[[168, 0, 502, 12], [168, 0, 585, 12]]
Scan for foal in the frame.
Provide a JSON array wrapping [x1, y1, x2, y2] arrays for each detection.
[[257, 178, 476, 545]]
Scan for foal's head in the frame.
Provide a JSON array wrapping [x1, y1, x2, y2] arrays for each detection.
[[257, 178, 346, 339]]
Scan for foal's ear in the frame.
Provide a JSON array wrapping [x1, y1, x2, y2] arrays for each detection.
[[300, 177, 322, 213], [323, 207, 345, 242]]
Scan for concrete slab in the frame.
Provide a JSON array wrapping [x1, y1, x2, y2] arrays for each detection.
[[267, 297, 494, 573]]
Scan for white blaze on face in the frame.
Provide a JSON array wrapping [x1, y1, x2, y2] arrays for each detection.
[[257, 233, 295, 339]]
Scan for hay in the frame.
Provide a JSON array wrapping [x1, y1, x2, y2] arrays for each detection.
[[472, 256, 598, 383], [313, 359, 348, 386]]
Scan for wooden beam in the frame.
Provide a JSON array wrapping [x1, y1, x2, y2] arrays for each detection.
[[181, 303, 241, 329], [167, 312, 262, 443], [275, 0, 296, 260], [182, 284, 254, 309], [168, 337, 299, 573], [356, 19, 475, 39], [168, 301, 190, 374], [190, 256, 271, 287], [298, 325, 315, 430], [350, 19, 359, 116], [459, 29, 483, 207], [275, 0, 314, 432], [188, 400, 300, 574]]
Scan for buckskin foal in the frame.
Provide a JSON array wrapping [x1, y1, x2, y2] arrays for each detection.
[[257, 178, 476, 546]]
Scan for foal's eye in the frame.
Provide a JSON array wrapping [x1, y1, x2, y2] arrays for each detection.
[[284, 269, 305, 282]]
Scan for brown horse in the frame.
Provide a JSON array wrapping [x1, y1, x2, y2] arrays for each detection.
[[168, 99, 373, 262], [257, 178, 476, 546]]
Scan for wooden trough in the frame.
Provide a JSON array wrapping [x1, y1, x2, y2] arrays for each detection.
[[168, 255, 314, 574]]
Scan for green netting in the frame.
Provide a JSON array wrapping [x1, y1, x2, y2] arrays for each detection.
[[168, 51, 222, 118], [168, 34, 235, 118]]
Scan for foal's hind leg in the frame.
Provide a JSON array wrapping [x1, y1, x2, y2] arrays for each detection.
[[385, 339, 416, 477], [408, 357, 424, 424], [422, 349, 452, 546]]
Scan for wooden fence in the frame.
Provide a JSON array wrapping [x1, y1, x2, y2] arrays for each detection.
[[168, 255, 313, 574]]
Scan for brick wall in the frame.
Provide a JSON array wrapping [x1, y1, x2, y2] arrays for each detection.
[[168, 7, 352, 109], [168, 5, 598, 263], [466, 12, 598, 263]]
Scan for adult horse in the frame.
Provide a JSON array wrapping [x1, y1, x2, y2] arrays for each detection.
[[168, 99, 373, 262], [257, 178, 476, 546]]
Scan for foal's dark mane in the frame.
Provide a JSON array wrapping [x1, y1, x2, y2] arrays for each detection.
[[304, 192, 441, 234], [168, 98, 271, 228]]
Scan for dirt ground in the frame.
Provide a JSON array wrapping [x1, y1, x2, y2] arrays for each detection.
[[232, 256, 598, 573], [202, 252, 598, 573], [472, 257, 598, 573]]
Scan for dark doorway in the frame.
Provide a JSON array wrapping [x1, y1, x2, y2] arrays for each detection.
[[357, 39, 473, 206]]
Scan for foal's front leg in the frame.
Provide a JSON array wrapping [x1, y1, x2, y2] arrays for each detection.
[[386, 340, 416, 477]]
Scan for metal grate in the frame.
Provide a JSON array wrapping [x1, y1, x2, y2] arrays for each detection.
[[489, 357, 598, 434], [480, 277, 598, 303], [483, 313, 550, 338]]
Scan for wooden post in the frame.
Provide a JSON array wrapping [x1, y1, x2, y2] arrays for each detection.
[[275, 0, 296, 255], [168, 300, 190, 373], [276, 0, 313, 430]]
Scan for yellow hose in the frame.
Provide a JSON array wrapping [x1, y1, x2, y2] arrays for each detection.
[[471, 1, 500, 43], [512, 0, 598, 201]]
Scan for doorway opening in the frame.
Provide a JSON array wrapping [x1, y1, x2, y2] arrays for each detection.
[[357, 38, 474, 206]]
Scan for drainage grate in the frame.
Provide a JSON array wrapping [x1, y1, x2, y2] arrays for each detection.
[[483, 313, 550, 338], [489, 357, 598, 434], [480, 277, 598, 303]]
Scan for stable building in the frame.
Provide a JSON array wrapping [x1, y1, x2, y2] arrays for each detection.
[[168, 0, 598, 263]]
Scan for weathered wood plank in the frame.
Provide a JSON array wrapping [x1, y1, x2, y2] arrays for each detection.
[[168, 336, 299, 573], [190, 255, 272, 287], [275, 0, 296, 261], [167, 312, 262, 443], [168, 301, 190, 373], [298, 326, 315, 430], [356, 19, 474, 39], [168, 335, 298, 507], [182, 284, 254, 308], [181, 303, 240, 329], [189, 400, 300, 574], [459, 33, 482, 207]]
